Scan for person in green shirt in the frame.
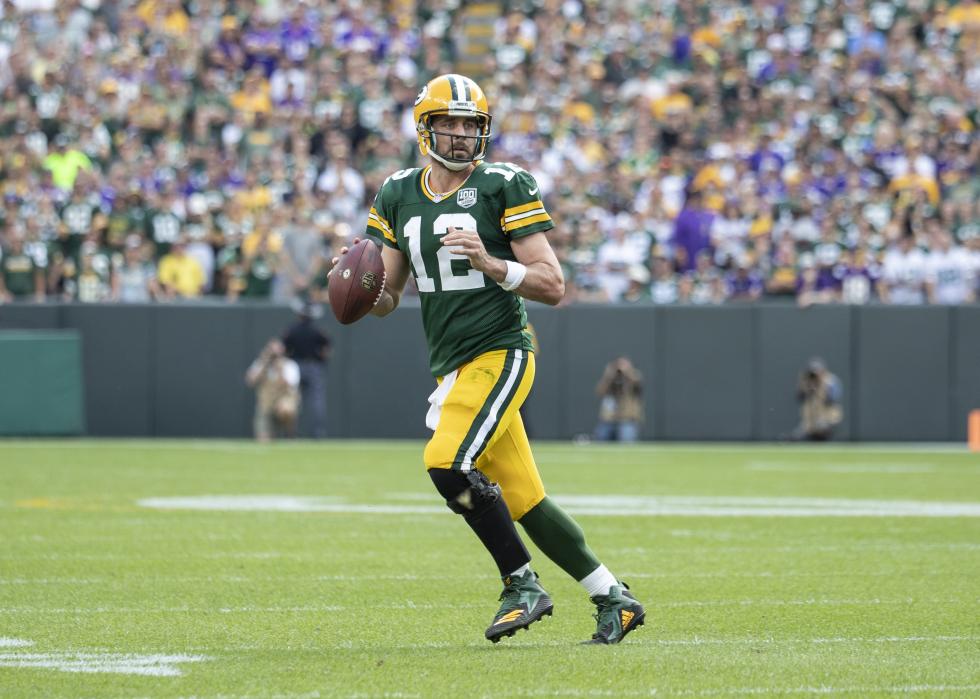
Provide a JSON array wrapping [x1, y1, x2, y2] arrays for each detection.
[[0, 233, 45, 302], [338, 74, 646, 645]]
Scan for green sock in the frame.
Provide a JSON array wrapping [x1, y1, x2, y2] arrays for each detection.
[[518, 496, 601, 580]]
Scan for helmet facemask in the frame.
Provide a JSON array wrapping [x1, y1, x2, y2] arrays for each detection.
[[418, 111, 492, 171]]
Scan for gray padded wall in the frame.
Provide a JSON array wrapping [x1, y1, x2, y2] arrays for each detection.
[[61, 305, 154, 436], [0, 304, 60, 330], [657, 306, 754, 440], [855, 306, 952, 441], [152, 306, 251, 437]]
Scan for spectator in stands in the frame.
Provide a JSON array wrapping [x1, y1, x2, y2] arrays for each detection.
[[793, 358, 843, 442], [594, 357, 644, 443], [157, 237, 205, 300], [726, 254, 764, 303], [112, 234, 159, 303], [621, 264, 651, 304], [839, 247, 881, 305], [879, 231, 927, 305], [245, 338, 300, 442], [42, 133, 92, 193], [671, 189, 715, 274], [926, 229, 977, 305], [0, 229, 45, 303]]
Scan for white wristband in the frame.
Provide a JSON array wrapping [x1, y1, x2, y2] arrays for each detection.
[[499, 260, 527, 291]]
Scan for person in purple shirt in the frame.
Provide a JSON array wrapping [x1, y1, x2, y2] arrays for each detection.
[[280, 6, 320, 65], [335, 11, 388, 60], [211, 17, 246, 74], [725, 254, 764, 302], [748, 133, 785, 174], [796, 252, 844, 306], [242, 15, 281, 77], [670, 188, 716, 273]]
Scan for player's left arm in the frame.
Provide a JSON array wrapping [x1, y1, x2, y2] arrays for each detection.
[[441, 228, 565, 305]]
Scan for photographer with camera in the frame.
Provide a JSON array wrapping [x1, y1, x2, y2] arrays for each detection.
[[594, 357, 645, 443], [245, 338, 301, 442], [793, 357, 843, 441]]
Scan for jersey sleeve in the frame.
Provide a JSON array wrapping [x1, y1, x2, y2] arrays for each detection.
[[365, 181, 398, 249], [500, 169, 553, 239]]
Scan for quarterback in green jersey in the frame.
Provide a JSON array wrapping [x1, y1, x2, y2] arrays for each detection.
[[348, 73, 645, 644]]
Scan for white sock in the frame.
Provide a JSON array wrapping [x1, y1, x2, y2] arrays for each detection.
[[579, 564, 617, 597], [508, 563, 531, 578]]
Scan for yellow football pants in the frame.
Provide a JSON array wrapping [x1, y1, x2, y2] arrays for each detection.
[[423, 348, 546, 520]]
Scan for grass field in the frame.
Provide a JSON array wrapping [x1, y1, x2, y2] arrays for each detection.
[[1, 440, 979, 698]]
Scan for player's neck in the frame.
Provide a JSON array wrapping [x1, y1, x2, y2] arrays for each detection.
[[427, 161, 475, 196]]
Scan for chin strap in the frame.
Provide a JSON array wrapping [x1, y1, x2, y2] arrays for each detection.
[[429, 150, 473, 172]]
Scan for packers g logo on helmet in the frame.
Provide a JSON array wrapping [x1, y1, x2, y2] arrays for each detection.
[[414, 74, 492, 171]]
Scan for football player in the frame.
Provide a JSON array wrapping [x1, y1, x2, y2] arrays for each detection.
[[343, 73, 645, 644]]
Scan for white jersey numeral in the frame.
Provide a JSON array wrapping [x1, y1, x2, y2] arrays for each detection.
[[404, 213, 486, 293], [483, 162, 525, 182]]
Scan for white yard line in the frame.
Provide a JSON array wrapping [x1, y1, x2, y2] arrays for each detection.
[[0, 650, 208, 676], [0, 638, 33, 647], [131, 494, 980, 518]]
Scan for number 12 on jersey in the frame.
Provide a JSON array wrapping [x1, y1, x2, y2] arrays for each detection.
[[404, 213, 486, 292]]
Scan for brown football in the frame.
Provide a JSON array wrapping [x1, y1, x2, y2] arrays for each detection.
[[328, 238, 386, 324]]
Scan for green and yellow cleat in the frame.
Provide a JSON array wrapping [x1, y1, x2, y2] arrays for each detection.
[[485, 569, 554, 643], [587, 582, 646, 644]]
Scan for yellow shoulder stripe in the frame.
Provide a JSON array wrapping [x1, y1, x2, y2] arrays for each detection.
[[504, 200, 544, 217], [369, 208, 392, 233], [367, 219, 397, 244], [504, 212, 552, 233]]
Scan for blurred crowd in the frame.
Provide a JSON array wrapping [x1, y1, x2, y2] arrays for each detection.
[[0, 0, 976, 306]]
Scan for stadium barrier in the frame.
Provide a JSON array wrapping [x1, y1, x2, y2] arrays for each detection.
[[0, 330, 85, 435], [0, 302, 977, 442]]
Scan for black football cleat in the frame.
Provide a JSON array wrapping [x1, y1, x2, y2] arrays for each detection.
[[485, 569, 554, 643], [587, 582, 646, 644]]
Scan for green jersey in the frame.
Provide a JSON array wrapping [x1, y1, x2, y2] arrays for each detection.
[[365, 161, 552, 377]]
